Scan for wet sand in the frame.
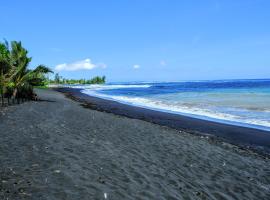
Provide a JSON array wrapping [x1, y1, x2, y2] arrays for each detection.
[[0, 89, 270, 199]]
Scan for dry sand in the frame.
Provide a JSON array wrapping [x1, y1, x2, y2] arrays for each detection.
[[0, 89, 269, 200]]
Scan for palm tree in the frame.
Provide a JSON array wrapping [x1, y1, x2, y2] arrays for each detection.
[[8, 41, 32, 100], [10, 42, 52, 100], [0, 41, 11, 105], [0, 40, 52, 105]]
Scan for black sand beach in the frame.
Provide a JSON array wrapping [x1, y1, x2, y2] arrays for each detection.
[[1, 89, 270, 199], [57, 88, 270, 155]]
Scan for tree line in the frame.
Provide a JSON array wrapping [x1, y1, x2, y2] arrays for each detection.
[[0, 40, 52, 106], [50, 73, 106, 85]]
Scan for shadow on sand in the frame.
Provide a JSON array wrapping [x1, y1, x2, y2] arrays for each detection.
[[37, 99, 56, 103]]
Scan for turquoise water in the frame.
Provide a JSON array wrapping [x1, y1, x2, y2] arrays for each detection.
[[75, 79, 270, 131]]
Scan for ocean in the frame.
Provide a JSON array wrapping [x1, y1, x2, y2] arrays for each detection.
[[72, 79, 270, 131]]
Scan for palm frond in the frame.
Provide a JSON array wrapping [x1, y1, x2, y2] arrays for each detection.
[[33, 65, 53, 74]]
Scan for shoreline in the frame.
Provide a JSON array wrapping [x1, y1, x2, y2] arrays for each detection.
[[56, 87, 270, 156], [1, 88, 270, 199], [81, 88, 270, 132]]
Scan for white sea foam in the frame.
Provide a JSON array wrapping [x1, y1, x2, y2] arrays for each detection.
[[82, 89, 270, 130], [69, 84, 151, 90]]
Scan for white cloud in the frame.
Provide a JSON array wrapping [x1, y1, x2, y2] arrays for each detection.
[[160, 60, 167, 66], [133, 64, 140, 69], [55, 58, 106, 71]]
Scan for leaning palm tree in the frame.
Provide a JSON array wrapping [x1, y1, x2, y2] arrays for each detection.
[[11, 42, 52, 98], [8, 41, 33, 100], [1, 40, 52, 105]]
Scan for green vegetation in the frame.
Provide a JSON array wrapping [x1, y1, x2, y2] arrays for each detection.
[[0, 40, 52, 106], [0, 39, 106, 106], [34, 85, 49, 89], [50, 73, 106, 85]]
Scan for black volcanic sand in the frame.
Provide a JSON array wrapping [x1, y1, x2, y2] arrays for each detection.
[[0, 89, 269, 200], [57, 88, 270, 155]]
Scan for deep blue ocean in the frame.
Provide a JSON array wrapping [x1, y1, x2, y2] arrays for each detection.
[[73, 79, 270, 131]]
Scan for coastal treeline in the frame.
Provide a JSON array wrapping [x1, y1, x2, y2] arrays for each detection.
[[51, 73, 106, 84], [0, 40, 52, 106]]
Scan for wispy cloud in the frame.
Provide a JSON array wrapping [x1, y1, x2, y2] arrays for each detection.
[[55, 58, 106, 71], [96, 62, 107, 69], [191, 35, 200, 45], [160, 60, 167, 66], [133, 64, 140, 69]]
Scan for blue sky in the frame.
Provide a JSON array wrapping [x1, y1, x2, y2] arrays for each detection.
[[1, 0, 270, 82]]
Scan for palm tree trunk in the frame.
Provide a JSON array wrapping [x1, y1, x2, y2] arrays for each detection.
[[0, 71, 4, 107], [1, 94, 3, 107], [12, 88, 17, 104], [0, 86, 4, 107]]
